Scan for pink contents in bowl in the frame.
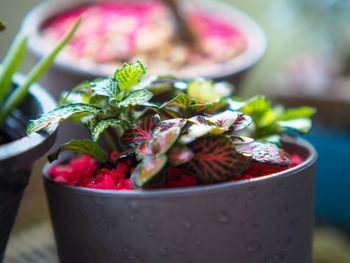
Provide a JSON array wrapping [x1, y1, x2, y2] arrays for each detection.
[[41, 0, 247, 76]]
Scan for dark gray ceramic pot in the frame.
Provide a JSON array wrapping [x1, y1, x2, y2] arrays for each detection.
[[43, 137, 316, 263], [0, 73, 58, 262], [22, 0, 267, 98]]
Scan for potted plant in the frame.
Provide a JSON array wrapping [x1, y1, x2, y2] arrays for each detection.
[[0, 18, 81, 262], [27, 62, 317, 263]]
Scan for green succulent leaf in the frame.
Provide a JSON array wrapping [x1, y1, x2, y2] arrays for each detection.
[[168, 146, 194, 166], [26, 103, 102, 134], [121, 114, 160, 147], [116, 88, 153, 108], [130, 154, 167, 188], [92, 119, 128, 142], [90, 78, 119, 98], [48, 139, 108, 163], [113, 61, 146, 91], [183, 136, 251, 182], [236, 141, 291, 166]]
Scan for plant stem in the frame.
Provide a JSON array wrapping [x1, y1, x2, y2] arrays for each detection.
[[162, 0, 197, 44], [0, 17, 82, 127], [0, 32, 27, 106], [103, 129, 118, 152]]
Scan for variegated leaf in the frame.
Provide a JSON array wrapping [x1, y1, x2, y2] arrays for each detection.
[[163, 93, 193, 109], [116, 89, 153, 108], [25, 103, 102, 134], [113, 61, 146, 91], [238, 96, 270, 127], [130, 154, 167, 188], [168, 146, 194, 166], [229, 136, 254, 145], [154, 118, 187, 134], [136, 126, 181, 159], [236, 141, 291, 166], [121, 114, 160, 147], [207, 110, 239, 130], [91, 119, 128, 142], [151, 126, 181, 155], [90, 78, 119, 98], [178, 123, 214, 144], [227, 113, 253, 133], [183, 136, 251, 182], [48, 139, 108, 163]]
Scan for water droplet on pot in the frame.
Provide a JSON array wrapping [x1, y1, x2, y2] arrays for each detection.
[[147, 223, 156, 237], [160, 247, 170, 257], [247, 187, 257, 199], [122, 247, 136, 261], [174, 244, 185, 254], [127, 201, 140, 212], [227, 194, 237, 203], [181, 220, 192, 230], [246, 240, 261, 254], [210, 211, 231, 224], [264, 253, 287, 263]]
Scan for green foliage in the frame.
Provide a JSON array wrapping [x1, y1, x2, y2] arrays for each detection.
[[27, 62, 315, 190], [0, 17, 82, 126]]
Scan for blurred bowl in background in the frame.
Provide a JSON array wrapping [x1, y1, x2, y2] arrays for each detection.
[[21, 0, 267, 99]]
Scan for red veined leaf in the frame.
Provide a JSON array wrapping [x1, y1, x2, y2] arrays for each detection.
[[151, 127, 181, 155], [188, 103, 215, 115], [207, 110, 239, 130], [227, 113, 253, 133], [154, 118, 187, 134], [236, 141, 291, 166], [188, 115, 208, 125], [183, 136, 251, 182], [130, 154, 168, 188], [229, 136, 254, 145], [168, 146, 194, 166], [121, 114, 160, 147], [135, 142, 154, 160]]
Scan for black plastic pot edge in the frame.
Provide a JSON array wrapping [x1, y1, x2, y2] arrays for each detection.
[[0, 73, 58, 171], [21, 0, 267, 81], [43, 136, 317, 198]]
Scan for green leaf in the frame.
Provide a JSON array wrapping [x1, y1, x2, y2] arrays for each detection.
[[121, 114, 160, 147], [91, 119, 128, 142], [48, 139, 108, 163], [0, 16, 82, 126], [136, 126, 181, 159], [277, 106, 316, 121], [236, 141, 291, 166], [277, 118, 312, 134], [60, 80, 92, 105], [130, 154, 167, 188], [168, 146, 194, 166], [238, 96, 271, 128], [183, 136, 251, 182], [113, 61, 146, 91], [0, 31, 27, 106], [116, 88, 153, 108], [25, 103, 102, 134], [187, 79, 222, 103], [90, 78, 119, 98]]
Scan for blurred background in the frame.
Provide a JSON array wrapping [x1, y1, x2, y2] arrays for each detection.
[[1, 0, 350, 262]]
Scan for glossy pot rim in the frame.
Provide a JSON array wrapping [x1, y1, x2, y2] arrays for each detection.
[[0, 73, 58, 167], [21, 0, 267, 80], [43, 136, 317, 198]]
